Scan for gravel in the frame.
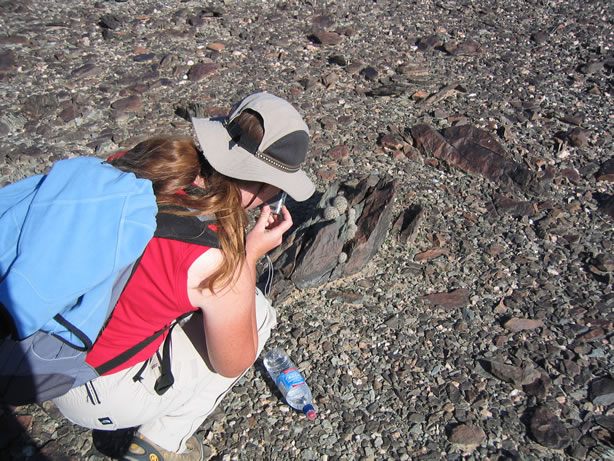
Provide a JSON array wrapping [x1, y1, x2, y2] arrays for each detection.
[[1, 0, 613, 459]]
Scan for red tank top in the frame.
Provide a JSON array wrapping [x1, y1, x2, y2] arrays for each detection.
[[85, 237, 211, 374]]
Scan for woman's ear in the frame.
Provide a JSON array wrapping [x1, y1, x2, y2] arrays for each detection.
[[193, 175, 206, 187]]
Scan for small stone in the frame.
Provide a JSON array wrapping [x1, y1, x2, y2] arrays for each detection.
[[58, 104, 79, 123], [422, 288, 469, 310], [531, 31, 549, 44], [566, 127, 589, 147], [414, 248, 448, 262], [311, 31, 343, 46], [416, 35, 443, 51], [71, 63, 101, 80], [346, 61, 364, 75], [317, 167, 336, 181], [503, 318, 544, 332], [486, 360, 541, 386], [0, 50, 16, 72], [596, 158, 614, 182], [329, 55, 347, 66], [188, 62, 219, 81], [448, 423, 486, 446], [360, 66, 378, 81], [327, 145, 348, 159], [380, 133, 405, 151], [207, 42, 225, 53], [0, 121, 10, 136], [560, 114, 583, 126], [444, 39, 482, 56], [311, 15, 335, 28], [560, 167, 581, 184], [99, 14, 122, 30], [111, 95, 142, 111]]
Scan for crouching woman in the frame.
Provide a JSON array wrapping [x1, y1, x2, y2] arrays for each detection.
[[53, 92, 315, 461]]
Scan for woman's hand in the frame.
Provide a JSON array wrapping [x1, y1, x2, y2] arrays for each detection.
[[245, 204, 293, 262]]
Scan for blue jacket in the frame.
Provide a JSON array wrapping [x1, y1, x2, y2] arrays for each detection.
[[0, 157, 157, 349]]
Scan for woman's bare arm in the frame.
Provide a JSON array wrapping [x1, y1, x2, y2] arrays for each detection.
[[187, 205, 292, 378]]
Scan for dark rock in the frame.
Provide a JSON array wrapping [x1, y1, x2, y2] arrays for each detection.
[[566, 127, 589, 147], [99, 14, 122, 30], [311, 14, 335, 28], [589, 377, 614, 406], [448, 423, 486, 446], [71, 63, 101, 80], [22, 94, 60, 119], [422, 288, 469, 310], [58, 103, 79, 123], [529, 406, 570, 449], [329, 55, 347, 66], [367, 84, 410, 97], [411, 124, 533, 189], [343, 178, 397, 276], [594, 415, 614, 431], [492, 193, 535, 217], [133, 53, 156, 63], [419, 82, 466, 106], [360, 66, 378, 81], [598, 195, 614, 219], [380, 133, 405, 151], [444, 39, 483, 56], [560, 167, 580, 184], [269, 176, 396, 291], [416, 35, 442, 51], [596, 158, 614, 182], [111, 95, 142, 111], [393, 204, 423, 244], [345, 61, 364, 74], [0, 121, 9, 137], [531, 31, 549, 44], [485, 360, 541, 387], [291, 219, 345, 289], [579, 60, 604, 74], [560, 114, 583, 126], [187, 16, 206, 27], [523, 373, 552, 399], [503, 317, 544, 332], [0, 35, 28, 45], [0, 50, 16, 72], [327, 145, 349, 159], [188, 62, 219, 81], [310, 31, 343, 46]]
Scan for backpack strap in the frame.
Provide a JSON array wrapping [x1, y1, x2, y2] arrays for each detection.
[[93, 211, 218, 377], [94, 311, 193, 376], [154, 210, 220, 248]]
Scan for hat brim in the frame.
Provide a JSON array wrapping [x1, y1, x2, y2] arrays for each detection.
[[192, 118, 315, 202]]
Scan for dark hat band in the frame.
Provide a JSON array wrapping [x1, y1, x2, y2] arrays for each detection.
[[225, 119, 305, 173]]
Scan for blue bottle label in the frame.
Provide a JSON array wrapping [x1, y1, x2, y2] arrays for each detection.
[[276, 368, 306, 389]]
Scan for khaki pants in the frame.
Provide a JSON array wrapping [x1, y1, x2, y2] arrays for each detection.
[[53, 289, 276, 453]]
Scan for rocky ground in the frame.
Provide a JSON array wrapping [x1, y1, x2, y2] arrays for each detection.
[[1, 0, 614, 459]]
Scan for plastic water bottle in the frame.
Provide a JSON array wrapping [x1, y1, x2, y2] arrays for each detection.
[[263, 348, 316, 420]]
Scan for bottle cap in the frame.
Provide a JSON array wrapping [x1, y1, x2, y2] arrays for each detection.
[[303, 404, 316, 420]]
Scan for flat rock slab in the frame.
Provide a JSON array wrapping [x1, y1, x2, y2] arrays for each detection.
[[410, 124, 533, 190], [448, 423, 486, 446], [422, 288, 469, 309], [590, 377, 614, 406]]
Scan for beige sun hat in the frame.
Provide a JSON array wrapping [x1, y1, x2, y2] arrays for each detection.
[[191, 92, 315, 202]]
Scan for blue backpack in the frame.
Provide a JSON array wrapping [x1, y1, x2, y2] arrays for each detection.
[[0, 158, 218, 404]]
